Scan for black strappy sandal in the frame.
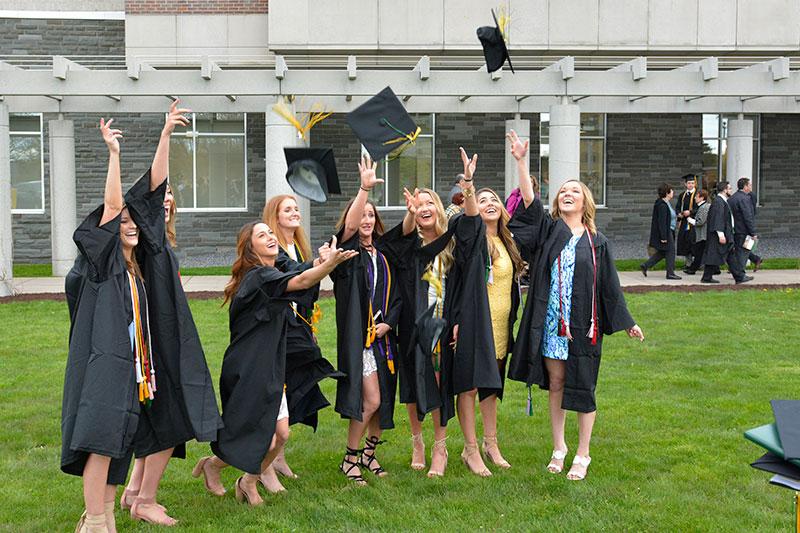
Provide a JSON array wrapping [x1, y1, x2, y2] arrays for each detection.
[[360, 436, 388, 476], [340, 446, 367, 486]]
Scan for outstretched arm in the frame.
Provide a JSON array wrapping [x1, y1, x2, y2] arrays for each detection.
[[286, 236, 358, 291], [150, 99, 191, 190], [507, 129, 534, 208], [459, 147, 478, 216], [402, 187, 420, 235], [341, 155, 383, 243], [99, 118, 124, 226]]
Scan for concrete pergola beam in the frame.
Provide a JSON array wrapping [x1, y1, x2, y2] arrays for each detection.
[[738, 57, 790, 81], [673, 57, 719, 81], [608, 57, 647, 81]]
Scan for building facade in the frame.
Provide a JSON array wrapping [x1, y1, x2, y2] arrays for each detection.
[[2, 0, 799, 276]]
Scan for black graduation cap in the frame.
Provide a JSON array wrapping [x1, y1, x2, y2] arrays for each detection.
[[284, 147, 341, 203], [751, 451, 800, 480], [771, 399, 800, 460], [414, 303, 447, 360], [681, 174, 697, 182], [345, 86, 419, 162], [477, 9, 514, 74]]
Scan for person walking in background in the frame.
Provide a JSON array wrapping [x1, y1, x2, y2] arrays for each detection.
[[675, 174, 697, 264], [700, 181, 752, 284], [683, 189, 710, 275], [747, 187, 763, 271], [728, 178, 761, 274], [640, 183, 681, 280], [445, 174, 466, 219]]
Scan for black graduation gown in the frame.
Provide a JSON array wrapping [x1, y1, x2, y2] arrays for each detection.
[[507, 198, 635, 413], [274, 247, 345, 429], [675, 189, 696, 256], [441, 215, 503, 405], [210, 266, 315, 475], [380, 222, 456, 424], [330, 230, 401, 429], [61, 207, 144, 482], [701, 197, 735, 266], [124, 176, 223, 455], [648, 199, 671, 251]]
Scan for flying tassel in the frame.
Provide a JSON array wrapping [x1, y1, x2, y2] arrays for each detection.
[[496, 5, 511, 42], [271, 97, 332, 141]]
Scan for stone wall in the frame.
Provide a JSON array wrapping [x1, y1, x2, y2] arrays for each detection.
[[757, 114, 800, 237], [0, 17, 125, 56]]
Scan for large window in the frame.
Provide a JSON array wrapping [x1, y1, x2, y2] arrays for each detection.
[[169, 113, 247, 210], [10, 114, 44, 213], [702, 114, 760, 197], [368, 114, 434, 208], [539, 113, 606, 207]]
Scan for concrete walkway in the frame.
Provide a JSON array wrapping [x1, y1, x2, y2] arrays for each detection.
[[10, 270, 800, 296]]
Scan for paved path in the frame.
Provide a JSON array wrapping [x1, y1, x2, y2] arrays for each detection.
[[10, 270, 800, 296]]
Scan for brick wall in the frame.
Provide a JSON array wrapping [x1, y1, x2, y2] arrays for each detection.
[[125, 0, 268, 14], [0, 18, 125, 57], [757, 114, 800, 236], [601, 113, 702, 242]]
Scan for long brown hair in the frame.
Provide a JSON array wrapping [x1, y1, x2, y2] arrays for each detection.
[[550, 179, 597, 235], [222, 221, 264, 307], [166, 183, 177, 248], [416, 188, 454, 273], [476, 188, 525, 273], [120, 206, 144, 280], [262, 195, 312, 261], [335, 197, 386, 237]]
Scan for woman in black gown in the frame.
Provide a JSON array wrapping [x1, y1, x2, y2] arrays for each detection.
[[505, 130, 644, 481], [201, 223, 355, 506], [62, 118, 154, 533], [333, 155, 402, 486]]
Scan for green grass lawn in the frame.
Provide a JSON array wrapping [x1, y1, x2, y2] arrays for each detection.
[[1, 290, 798, 531]]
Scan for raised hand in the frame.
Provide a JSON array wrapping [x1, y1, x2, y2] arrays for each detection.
[[327, 247, 359, 266], [100, 118, 123, 154], [507, 129, 529, 161], [162, 98, 191, 137], [357, 155, 383, 191], [403, 187, 420, 215], [317, 240, 332, 263], [459, 147, 478, 180]]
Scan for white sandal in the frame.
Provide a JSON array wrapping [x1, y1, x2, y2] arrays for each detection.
[[567, 454, 592, 480], [546, 449, 568, 474]]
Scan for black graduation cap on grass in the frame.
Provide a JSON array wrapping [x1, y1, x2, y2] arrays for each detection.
[[477, 9, 514, 74], [771, 399, 800, 460], [345, 86, 419, 162], [284, 147, 341, 203]]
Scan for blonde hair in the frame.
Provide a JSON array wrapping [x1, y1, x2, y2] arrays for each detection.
[[476, 188, 525, 273], [416, 188, 454, 273], [165, 183, 177, 248], [262, 195, 312, 261], [335, 198, 386, 237], [550, 180, 597, 235]]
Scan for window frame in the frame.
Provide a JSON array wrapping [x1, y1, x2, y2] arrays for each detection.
[[169, 112, 249, 213], [10, 113, 45, 215], [701, 113, 760, 200], [539, 112, 607, 208], [371, 113, 436, 211]]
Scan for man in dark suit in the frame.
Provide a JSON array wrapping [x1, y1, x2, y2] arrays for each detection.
[[641, 183, 681, 279], [747, 185, 763, 271], [675, 174, 697, 263], [728, 177, 760, 276], [701, 180, 752, 284]]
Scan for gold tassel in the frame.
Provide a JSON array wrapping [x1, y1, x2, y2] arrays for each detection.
[[387, 358, 395, 374], [271, 97, 332, 141]]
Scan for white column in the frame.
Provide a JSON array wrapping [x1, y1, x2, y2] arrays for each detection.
[[726, 118, 754, 185], [49, 118, 78, 276], [504, 116, 530, 198], [265, 99, 309, 236], [0, 105, 12, 296], [548, 101, 581, 203]]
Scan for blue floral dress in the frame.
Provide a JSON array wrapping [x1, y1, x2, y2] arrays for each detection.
[[543, 234, 581, 360]]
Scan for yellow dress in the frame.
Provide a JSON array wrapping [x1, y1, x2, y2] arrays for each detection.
[[487, 236, 512, 359]]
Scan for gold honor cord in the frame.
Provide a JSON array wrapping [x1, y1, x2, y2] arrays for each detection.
[[421, 266, 444, 370], [291, 244, 323, 332], [380, 118, 422, 161]]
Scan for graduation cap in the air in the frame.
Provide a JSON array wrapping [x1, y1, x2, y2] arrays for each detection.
[[744, 399, 800, 494], [477, 9, 514, 74], [284, 147, 341, 203], [414, 303, 447, 360], [345, 86, 420, 161]]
